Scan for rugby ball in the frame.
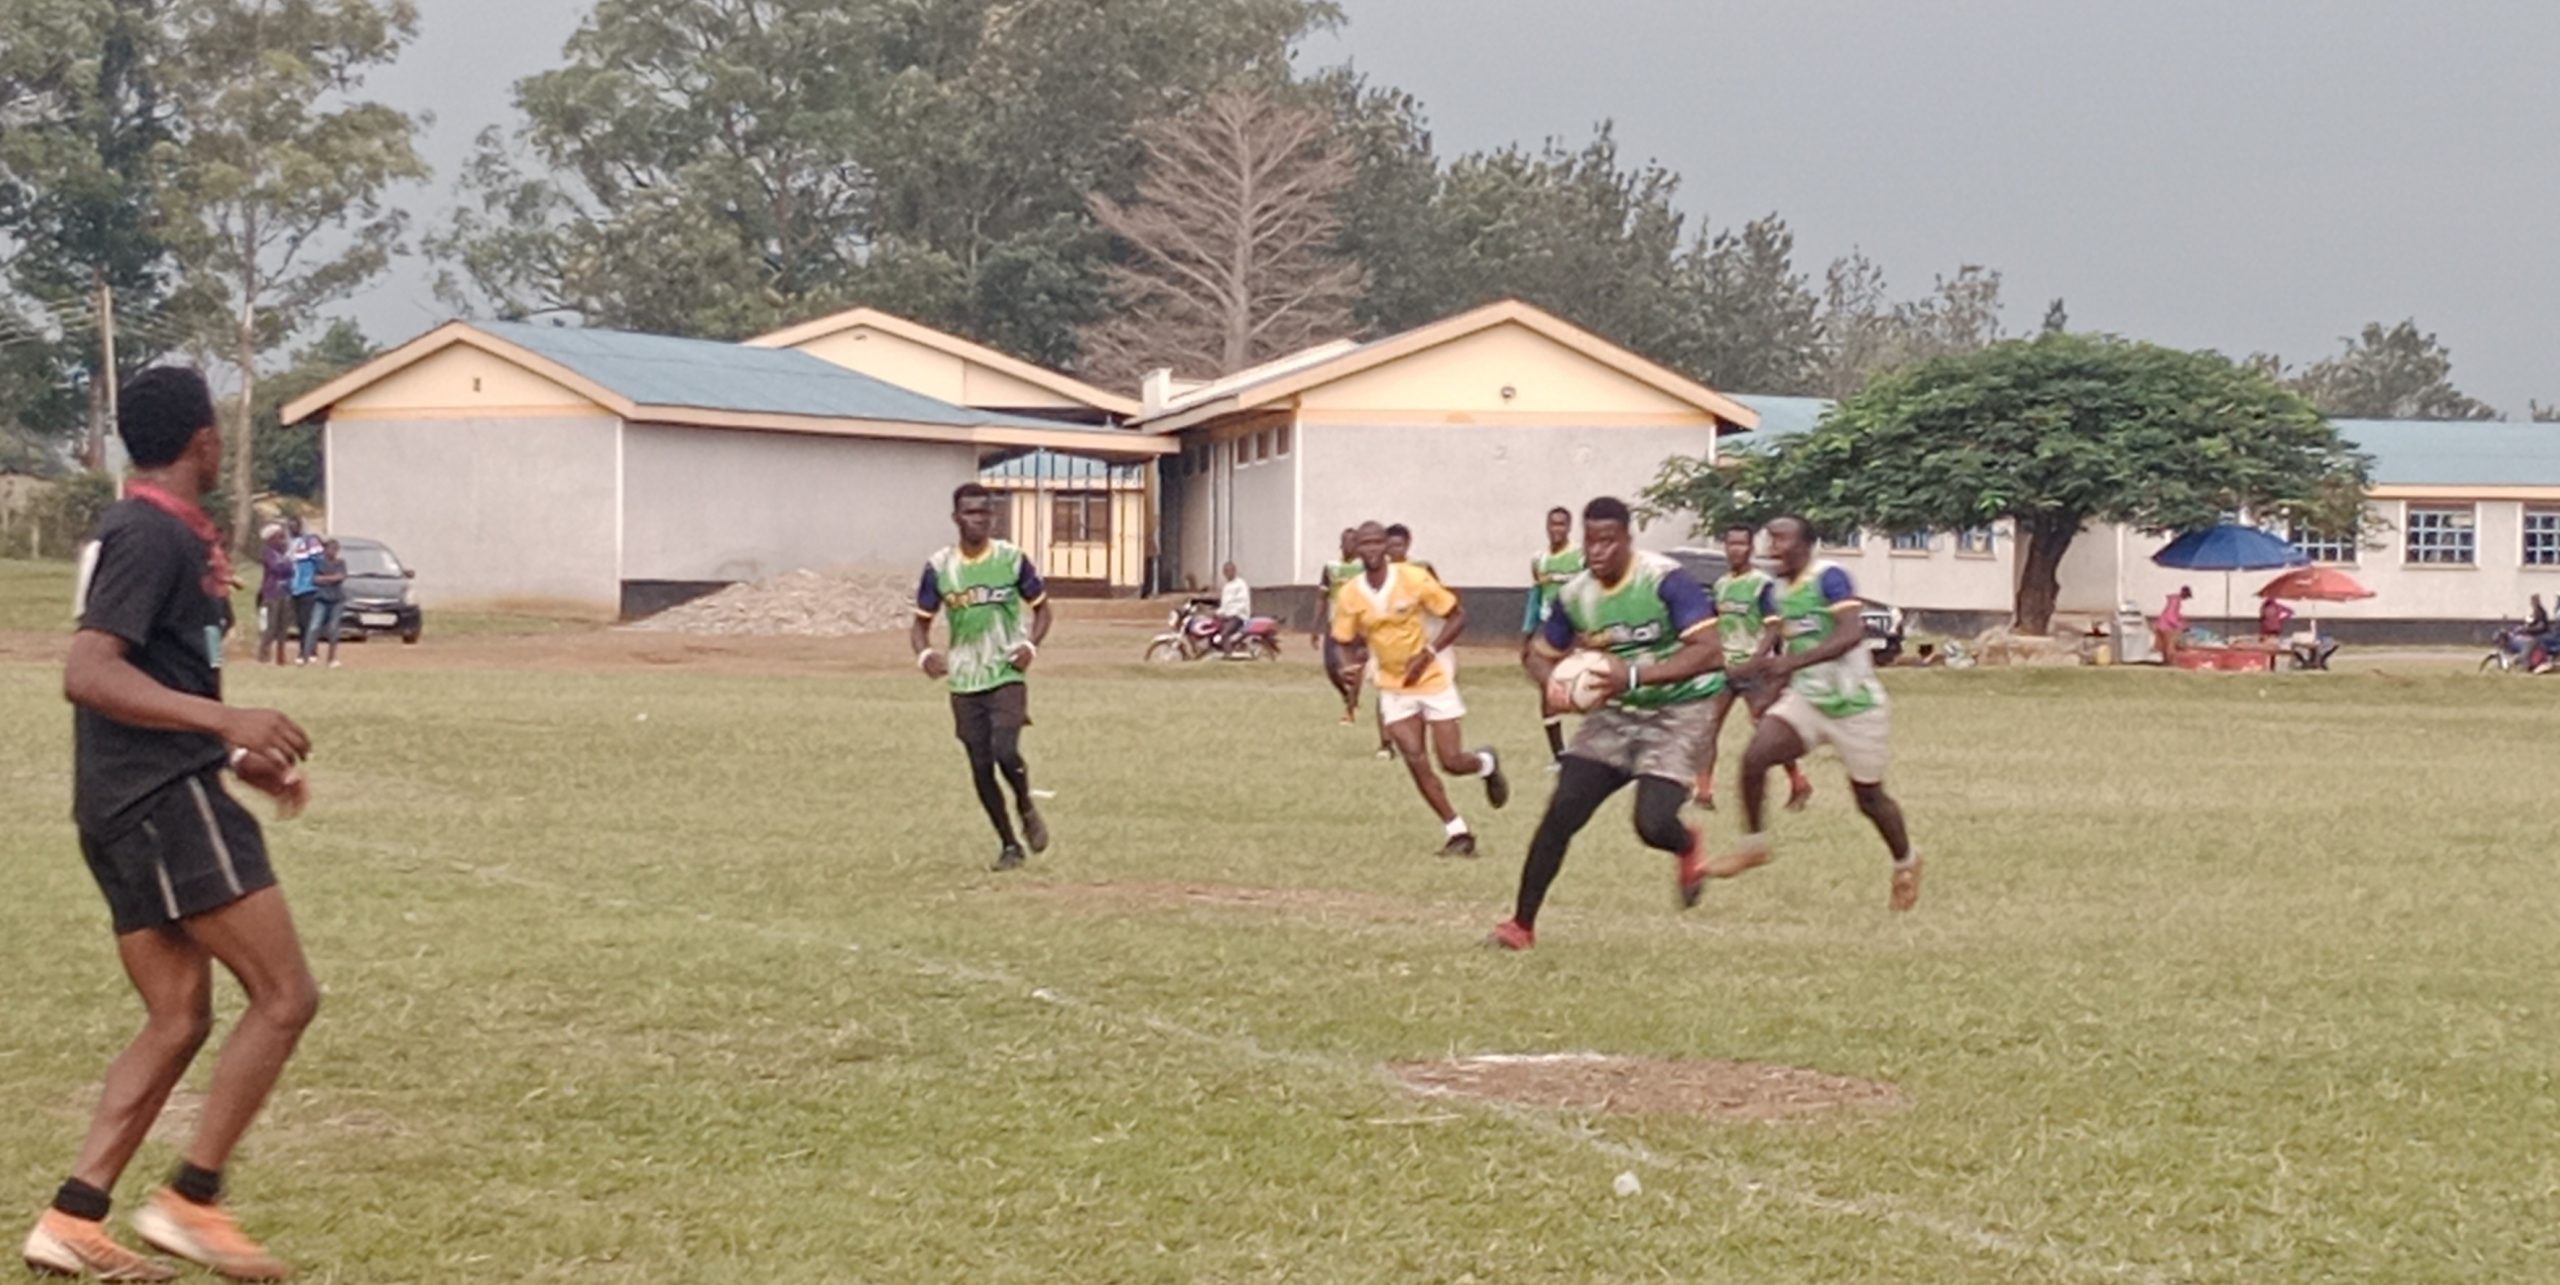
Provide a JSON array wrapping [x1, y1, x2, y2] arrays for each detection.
[[1547, 650, 1618, 713]]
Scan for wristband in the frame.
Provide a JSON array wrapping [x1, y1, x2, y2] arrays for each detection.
[[228, 746, 250, 770], [1626, 660, 1642, 689], [916, 649, 938, 670], [1017, 640, 1038, 657]]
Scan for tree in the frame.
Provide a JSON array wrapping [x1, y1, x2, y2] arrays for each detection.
[[1320, 70, 1443, 338], [0, 0, 177, 462], [1077, 85, 1361, 385], [1661, 213, 1822, 394], [2530, 401, 2560, 423], [155, 0, 427, 550], [1646, 333, 2369, 634], [2289, 319, 2498, 420], [433, 0, 1336, 366], [1810, 254, 2005, 398], [248, 317, 369, 498]]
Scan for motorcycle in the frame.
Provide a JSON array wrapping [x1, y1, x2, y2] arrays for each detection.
[[2482, 623, 2554, 674], [1144, 599, 1282, 663]]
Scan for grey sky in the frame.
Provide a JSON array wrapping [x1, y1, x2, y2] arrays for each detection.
[[350, 0, 2560, 413]]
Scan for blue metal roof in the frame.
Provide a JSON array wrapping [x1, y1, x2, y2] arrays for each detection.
[[2326, 419, 2560, 487], [1722, 394, 2560, 487], [479, 320, 1074, 431], [981, 450, 1142, 482]]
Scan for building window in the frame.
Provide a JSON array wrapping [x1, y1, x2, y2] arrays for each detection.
[[1889, 530, 1931, 554], [1053, 491, 1112, 544], [2525, 509, 2560, 568], [1955, 526, 1994, 556], [2403, 505, 2475, 565], [2287, 523, 2358, 565], [1275, 424, 1292, 458], [1817, 530, 1862, 553]]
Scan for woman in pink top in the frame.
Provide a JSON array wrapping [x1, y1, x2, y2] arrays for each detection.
[[2154, 586, 2193, 663]]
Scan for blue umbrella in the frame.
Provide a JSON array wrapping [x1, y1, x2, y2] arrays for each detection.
[[2151, 524, 2309, 635], [2150, 524, 2311, 572]]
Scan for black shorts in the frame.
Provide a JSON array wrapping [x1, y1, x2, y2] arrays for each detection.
[[79, 770, 276, 936], [951, 683, 1030, 752]]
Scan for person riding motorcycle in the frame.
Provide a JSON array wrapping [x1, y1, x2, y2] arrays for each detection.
[[1215, 562, 1252, 653]]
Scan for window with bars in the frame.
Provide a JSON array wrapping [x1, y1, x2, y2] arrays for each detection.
[[1818, 530, 1862, 553], [1889, 530, 1932, 553], [1052, 492, 1112, 544], [988, 496, 1014, 542], [2403, 505, 2475, 565], [2286, 524, 2358, 565], [2525, 509, 2560, 567], [1955, 526, 1995, 556]]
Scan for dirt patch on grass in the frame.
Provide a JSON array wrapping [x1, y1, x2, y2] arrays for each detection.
[[1388, 1053, 1903, 1121], [1023, 879, 1454, 924]]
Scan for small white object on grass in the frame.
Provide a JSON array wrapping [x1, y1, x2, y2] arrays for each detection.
[[1613, 1170, 1642, 1198], [1030, 789, 1057, 800], [635, 712, 649, 722]]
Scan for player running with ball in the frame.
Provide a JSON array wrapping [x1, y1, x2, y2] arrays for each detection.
[[1487, 497, 1726, 951]]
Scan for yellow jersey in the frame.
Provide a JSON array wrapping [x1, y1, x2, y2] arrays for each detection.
[[1330, 563, 1459, 694]]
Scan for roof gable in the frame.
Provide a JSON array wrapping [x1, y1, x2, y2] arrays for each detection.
[[1139, 300, 1758, 433], [747, 307, 1139, 418]]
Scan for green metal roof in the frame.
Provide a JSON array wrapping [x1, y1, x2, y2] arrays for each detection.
[[479, 320, 1086, 433], [1725, 395, 2560, 487]]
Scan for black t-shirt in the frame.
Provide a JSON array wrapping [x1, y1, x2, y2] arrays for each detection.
[[73, 500, 229, 835]]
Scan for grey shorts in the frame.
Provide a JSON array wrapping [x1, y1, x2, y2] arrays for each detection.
[[1565, 701, 1716, 783]]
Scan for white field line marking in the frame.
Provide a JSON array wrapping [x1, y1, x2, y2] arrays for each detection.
[[360, 848, 2168, 1284]]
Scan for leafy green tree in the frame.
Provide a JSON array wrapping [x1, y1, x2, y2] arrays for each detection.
[[435, 0, 1334, 368], [1811, 253, 2005, 398], [0, 0, 176, 459], [1663, 213, 1821, 394], [2287, 320, 2499, 420], [1647, 334, 2368, 633], [1320, 70, 1442, 338], [154, 0, 427, 550], [248, 317, 369, 498]]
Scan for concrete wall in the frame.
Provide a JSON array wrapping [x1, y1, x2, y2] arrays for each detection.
[[1295, 421, 1721, 588], [326, 413, 621, 612], [1810, 528, 2017, 618], [619, 423, 977, 587]]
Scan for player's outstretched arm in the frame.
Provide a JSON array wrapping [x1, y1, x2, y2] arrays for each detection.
[[65, 629, 308, 764], [1770, 604, 1867, 676]]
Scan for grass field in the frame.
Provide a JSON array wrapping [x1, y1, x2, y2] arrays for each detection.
[[3, 593, 2555, 1282]]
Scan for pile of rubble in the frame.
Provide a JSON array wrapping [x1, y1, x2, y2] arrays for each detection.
[[625, 569, 915, 637]]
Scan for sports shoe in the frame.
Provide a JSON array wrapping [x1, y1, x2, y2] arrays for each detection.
[[131, 1190, 289, 1282], [991, 844, 1026, 872], [1675, 827, 1707, 909], [1374, 746, 1395, 761], [23, 1209, 177, 1281], [1438, 832, 1478, 859], [1482, 919, 1534, 951], [1020, 807, 1050, 855], [1703, 833, 1772, 880], [1480, 752, 1509, 809], [1890, 855, 1923, 912]]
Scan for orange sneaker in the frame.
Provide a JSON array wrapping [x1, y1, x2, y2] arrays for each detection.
[[1702, 833, 1772, 880], [1889, 855, 1923, 912], [22, 1208, 177, 1281], [1674, 827, 1707, 909], [131, 1191, 290, 1282]]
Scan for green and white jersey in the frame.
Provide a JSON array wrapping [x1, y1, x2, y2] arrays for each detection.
[[915, 540, 1047, 694], [1536, 550, 1723, 710], [1713, 569, 1779, 666], [1524, 545, 1587, 632], [1320, 559, 1363, 622], [1772, 560, 1885, 718]]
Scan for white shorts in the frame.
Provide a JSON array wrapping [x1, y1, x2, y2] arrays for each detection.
[[1379, 684, 1468, 725], [1770, 691, 1891, 784]]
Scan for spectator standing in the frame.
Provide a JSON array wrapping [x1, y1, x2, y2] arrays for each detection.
[[2154, 586, 2193, 664], [256, 525, 292, 666], [303, 539, 348, 668], [284, 519, 320, 665]]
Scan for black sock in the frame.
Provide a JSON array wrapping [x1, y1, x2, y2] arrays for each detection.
[[1543, 718, 1566, 760], [171, 1162, 221, 1206], [51, 1178, 110, 1222]]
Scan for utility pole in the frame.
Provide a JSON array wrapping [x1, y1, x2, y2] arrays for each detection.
[[98, 272, 125, 486]]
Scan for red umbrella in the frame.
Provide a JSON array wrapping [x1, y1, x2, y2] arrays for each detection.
[[2257, 566, 2375, 602]]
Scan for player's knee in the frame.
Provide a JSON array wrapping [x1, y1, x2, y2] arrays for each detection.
[[1852, 782, 1891, 814], [256, 973, 321, 1033], [146, 1005, 215, 1058]]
